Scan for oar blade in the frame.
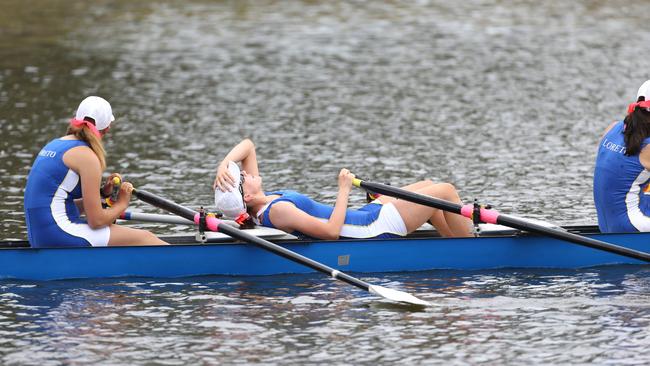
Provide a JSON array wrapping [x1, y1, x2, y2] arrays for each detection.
[[368, 285, 431, 307]]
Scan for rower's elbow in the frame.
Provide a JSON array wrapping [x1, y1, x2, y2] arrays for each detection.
[[322, 230, 340, 240], [87, 218, 105, 229]]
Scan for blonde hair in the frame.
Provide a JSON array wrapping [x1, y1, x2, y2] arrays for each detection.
[[66, 123, 106, 170]]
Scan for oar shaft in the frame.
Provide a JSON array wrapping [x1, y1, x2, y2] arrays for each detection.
[[134, 189, 196, 221], [496, 213, 650, 262], [133, 189, 371, 291], [355, 180, 462, 214], [217, 224, 370, 291], [354, 180, 650, 263], [120, 212, 195, 225]]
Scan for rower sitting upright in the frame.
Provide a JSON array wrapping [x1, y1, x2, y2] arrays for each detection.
[[23, 96, 167, 247], [594, 80, 650, 232]]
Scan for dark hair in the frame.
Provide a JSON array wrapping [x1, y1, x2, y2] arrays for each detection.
[[624, 96, 650, 156], [239, 216, 256, 230]]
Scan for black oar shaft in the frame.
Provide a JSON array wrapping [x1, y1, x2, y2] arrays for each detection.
[[217, 224, 370, 291], [355, 180, 650, 263], [133, 189, 370, 291], [361, 181, 463, 215], [134, 190, 196, 221], [496, 214, 650, 262]]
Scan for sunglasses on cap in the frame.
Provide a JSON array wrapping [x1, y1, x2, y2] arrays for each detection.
[[238, 173, 246, 209]]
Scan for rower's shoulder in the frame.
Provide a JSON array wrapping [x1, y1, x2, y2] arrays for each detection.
[[603, 121, 619, 135], [62, 144, 99, 168], [599, 121, 620, 141]]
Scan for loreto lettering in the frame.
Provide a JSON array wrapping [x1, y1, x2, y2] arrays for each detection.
[[602, 138, 626, 154], [38, 150, 56, 158]]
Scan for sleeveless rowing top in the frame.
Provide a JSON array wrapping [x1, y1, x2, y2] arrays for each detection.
[[593, 121, 650, 232], [259, 190, 404, 239], [24, 139, 100, 247]]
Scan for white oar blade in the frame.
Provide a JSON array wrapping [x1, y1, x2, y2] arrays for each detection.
[[368, 285, 431, 307]]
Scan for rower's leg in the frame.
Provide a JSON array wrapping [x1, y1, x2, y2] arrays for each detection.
[[108, 225, 168, 246], [391, 181, 472, 237], [372, 180, 432, 205]]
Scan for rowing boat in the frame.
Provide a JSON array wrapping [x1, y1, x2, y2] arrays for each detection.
[[0, 224, 647, 281]]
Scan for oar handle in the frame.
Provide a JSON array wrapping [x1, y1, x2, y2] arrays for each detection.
[[105, 176, 122, 207]]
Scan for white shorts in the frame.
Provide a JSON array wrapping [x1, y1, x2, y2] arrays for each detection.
[[340, 202, 408, 238]]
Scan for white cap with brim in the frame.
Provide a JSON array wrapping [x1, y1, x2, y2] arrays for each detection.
[[637, 80, 650, 101], [214, 161, 246, 218], [75, 96, 115, 131]]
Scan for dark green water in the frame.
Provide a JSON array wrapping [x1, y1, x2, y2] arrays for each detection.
[[2, 1, 650, 364]]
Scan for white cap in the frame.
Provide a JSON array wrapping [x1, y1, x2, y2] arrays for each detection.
[[637, 80, 650, 101], [214, 161, 246, 218], [75, 96, 115, 130]]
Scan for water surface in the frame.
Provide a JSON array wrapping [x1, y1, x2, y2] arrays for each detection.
[[2, 267, 650, 365], [2, 0, 650, 364]]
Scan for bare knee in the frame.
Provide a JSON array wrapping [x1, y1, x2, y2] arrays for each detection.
[[430, 182, 459, 198], [142, 230, 164, 245], [144, 230, 157, 242], [132, 229, 164, 245]]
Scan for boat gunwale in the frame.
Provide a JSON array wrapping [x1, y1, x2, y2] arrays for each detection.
[[0, 225, 629, 251]]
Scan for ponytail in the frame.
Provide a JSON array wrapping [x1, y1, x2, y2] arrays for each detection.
[[623, 97, 650, 156], [66, 122, 107, 170]]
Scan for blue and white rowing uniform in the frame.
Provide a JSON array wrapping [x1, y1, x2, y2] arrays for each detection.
[[593, 121, 650, 232], [24, 139, 110, 248], [257, 190, 408, 239]]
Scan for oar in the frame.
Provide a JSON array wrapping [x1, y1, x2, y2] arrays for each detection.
[[119, 211, 195, 225], [119, 211, 243, 227], [132, 188, 430, 307], [352, 178, 650, 263]]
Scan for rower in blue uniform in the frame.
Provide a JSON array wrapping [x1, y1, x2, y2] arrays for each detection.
[[594, 80, 650, 232], [213, 139, 472, 239], [24, 96, 166, 247], [257, 189, 406, 239]]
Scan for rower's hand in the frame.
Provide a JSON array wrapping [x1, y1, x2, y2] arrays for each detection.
[[213, 160, 235, 192], [116, 181, 134, 205], [102, 173, 122, 197], [338, 168, 354, 193]]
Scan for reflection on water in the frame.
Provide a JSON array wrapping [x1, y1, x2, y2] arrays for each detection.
[[2, 0, 650, 364], [1, 267, 650, 365]]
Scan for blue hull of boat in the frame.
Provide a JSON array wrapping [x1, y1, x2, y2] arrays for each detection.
[[0, 231, 648, 280]]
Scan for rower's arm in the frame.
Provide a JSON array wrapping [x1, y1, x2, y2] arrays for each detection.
[[74, 198, 85, 214], [269, 169, 354, 240], [213, 139, 259, 191], [63, 146, 128, 229], [269, 202, 347, 240]]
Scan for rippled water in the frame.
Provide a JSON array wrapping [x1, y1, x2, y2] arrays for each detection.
[[2, 268, 650, 365], [2, 0, 650, 364]]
